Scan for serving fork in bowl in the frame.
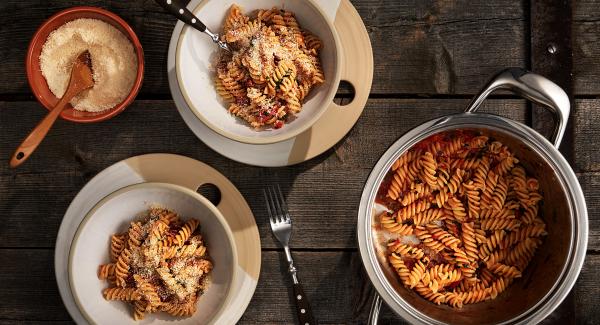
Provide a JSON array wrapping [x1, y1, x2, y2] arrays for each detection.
[[264, 185, 316, 325], [154, 0, 229, 51]]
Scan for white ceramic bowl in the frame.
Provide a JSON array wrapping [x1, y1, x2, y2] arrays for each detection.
[[175, 0, 342, 144], [68, 182, 238, 325]]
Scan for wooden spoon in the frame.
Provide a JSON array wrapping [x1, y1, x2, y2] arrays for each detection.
[[10, 50, 94, 168]]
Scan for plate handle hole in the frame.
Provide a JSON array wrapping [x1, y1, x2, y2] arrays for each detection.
[[334, 80, 355, 106], [196, 183, 222, 206]]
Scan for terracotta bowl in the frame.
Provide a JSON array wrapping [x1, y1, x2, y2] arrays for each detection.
[[26, 6, 144, 123]]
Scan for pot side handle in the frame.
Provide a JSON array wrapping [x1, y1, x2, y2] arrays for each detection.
[[464, 67, 570, 148]]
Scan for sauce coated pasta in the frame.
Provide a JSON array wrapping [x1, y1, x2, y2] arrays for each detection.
[[377, 131, 547, 308], [98, 208, 212, 320], [215, 5, 325, 129]]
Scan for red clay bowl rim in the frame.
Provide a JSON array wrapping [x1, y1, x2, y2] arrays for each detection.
[[26, 6, 145, 123]]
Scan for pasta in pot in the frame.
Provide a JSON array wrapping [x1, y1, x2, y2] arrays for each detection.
[[376, 131, 547, 308], [98, 207, 212, 320], [215, 4, 325, 129]]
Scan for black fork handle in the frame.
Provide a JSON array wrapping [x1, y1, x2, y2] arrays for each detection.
[[293, 281, 317, 325], [154, 0, 207, 33]]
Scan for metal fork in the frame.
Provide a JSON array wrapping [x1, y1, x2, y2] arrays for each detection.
[[264, 185, 316, 325]]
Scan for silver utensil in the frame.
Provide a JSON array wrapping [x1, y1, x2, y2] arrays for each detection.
[[154, 0, 229, 51], [368, 294, 382, 325], [264, 185, 316, 325]]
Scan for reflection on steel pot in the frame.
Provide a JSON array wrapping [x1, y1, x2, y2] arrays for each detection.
[[358, 68, 588, 325]]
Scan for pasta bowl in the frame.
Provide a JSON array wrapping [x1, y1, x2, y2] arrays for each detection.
[[68, 182, 238, 325], [358, 69, 588, 324], [174, 0, 342, 144]]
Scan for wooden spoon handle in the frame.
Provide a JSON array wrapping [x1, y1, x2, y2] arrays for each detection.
[[9, 96, 71, 168]]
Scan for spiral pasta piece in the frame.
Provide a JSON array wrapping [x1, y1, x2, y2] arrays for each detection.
[[103, 287, 142, 301], [420, 152, 438, 188], [133, 300, 148, 320], [127, 222, 145, 248], [446, 197, 467, 222], [473, 156, 491, 190], [379, 212, 413, 235], [223, 4, 249, 32], [98, 263, 115, 280], [400, 183, 431, 206], [134, 274, 161, 312], [414, 282, 446, 304], [502, 224, 547, 248], [426, 224, 461, 250], [389, 253, 411, 286], [489, 263, 522, 279], [388, 242, 425, 259], [174, 219, 200, 247], [462, 222, 479, 260], [451, 157, 480, 170], [110, 234, 127, 262], [447, 169, 465, 194], [479, 230, 506, 259], [408, 260, 427, 288], [115, 248, 131, 288], [490, 176, 508, 211], [161, 299, 197, 317], [480, 218, 521, 231], [442, 138, 465, 157], [462, 181, 480, 218], [413, 208, 445, 226], [495, 156, 519, 176], [414, 226, 445, 252]]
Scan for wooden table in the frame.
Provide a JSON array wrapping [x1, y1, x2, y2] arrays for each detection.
[[1, 1, 598, 324]]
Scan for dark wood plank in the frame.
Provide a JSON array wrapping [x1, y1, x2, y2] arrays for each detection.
[[0, 0, 527, 96], [574, 0, 600, 95], [352, 0, 527, 95], [573, 99, 600, 172], [571, 253, 600, 325], [0, 249, 71, 321], [1, 249, 598, 324], [531, 0, 574, 163], [577, 172, 600, 252], [0, 99, 526, 249]]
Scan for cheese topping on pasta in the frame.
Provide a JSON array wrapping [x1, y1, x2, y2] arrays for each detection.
[[215, 5, 325, 129], [376, 131, 547, 308], [98, 208, 212, 320]]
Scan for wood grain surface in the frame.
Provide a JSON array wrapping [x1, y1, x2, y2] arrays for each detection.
[[1, 0, 598, 324]]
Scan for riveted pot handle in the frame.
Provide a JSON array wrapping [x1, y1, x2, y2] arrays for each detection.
[[465, 68, 570, 148]]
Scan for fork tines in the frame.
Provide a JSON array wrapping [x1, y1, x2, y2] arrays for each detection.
[[263, 185, 291, 225]]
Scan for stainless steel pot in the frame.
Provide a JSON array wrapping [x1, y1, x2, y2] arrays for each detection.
[[358, 68, 588, 325]]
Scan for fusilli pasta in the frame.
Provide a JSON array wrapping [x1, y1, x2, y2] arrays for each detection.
[[215, 5, 325, 129], [376, 131, 547, 308], [98, 207, 213, 320]]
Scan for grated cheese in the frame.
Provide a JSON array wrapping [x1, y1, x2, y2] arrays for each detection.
[[39, 18, 137, 112]]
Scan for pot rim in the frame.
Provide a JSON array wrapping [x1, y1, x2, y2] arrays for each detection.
[[357, 111, 588, 325]]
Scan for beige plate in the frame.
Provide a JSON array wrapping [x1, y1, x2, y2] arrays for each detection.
[[168, 0, 373, 166], [55, 154, 261, 324]]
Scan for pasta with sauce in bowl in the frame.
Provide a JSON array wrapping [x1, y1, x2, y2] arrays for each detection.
[[215, 4, 325, 129], [376, 131, 547, 308]]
